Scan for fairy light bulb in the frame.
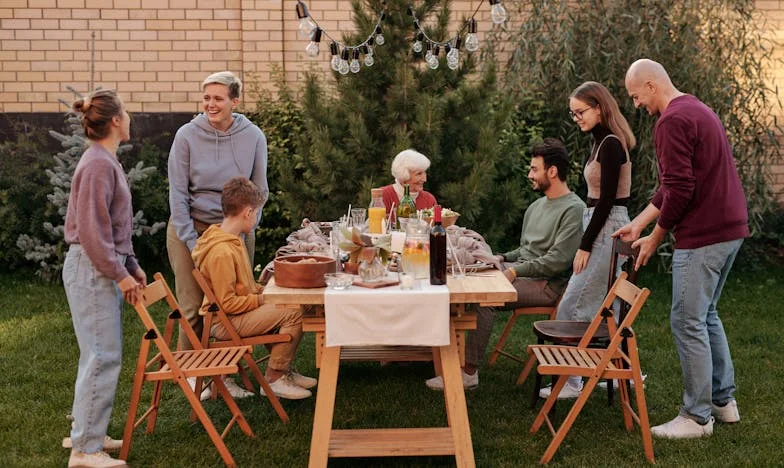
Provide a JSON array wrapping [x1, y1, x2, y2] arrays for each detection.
[[330, 42, 341, 71], [464, 19, 479, 52], [350, 48, 361, 73], [413, 31, 424, 53], [489, 0, 507, 24], [339, 48, 350, 75], [295, 2, 317, 39], [305, 27, 322, 58], [374, 25, 385, 46], [361, 45, 374, 67], [447, 36, 460, 70], [428, 45, 439, 69]]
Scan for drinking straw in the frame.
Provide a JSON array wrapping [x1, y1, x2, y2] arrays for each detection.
[[446, 233, 465, 277], [387, 202, 396, 229]]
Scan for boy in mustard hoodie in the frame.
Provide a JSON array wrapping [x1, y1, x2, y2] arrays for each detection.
[[192, 177, 316, 399]]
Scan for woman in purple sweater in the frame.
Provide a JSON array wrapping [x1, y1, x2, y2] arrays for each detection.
[[62, 89, 146, 468]]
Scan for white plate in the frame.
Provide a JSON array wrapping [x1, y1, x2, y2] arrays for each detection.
[[464, 262, 494, 272]]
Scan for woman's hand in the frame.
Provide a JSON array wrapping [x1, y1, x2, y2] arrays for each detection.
[[118, 275, 142, 305], [572, 249, 591, 274], [132, 267, 147, 287]]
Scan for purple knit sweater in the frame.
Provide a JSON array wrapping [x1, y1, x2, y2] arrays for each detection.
[[651, 95, 749, 249], [64, 144, 139, 282]]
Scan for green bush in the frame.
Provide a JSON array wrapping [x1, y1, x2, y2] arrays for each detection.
[[0, 128, 54, 273]]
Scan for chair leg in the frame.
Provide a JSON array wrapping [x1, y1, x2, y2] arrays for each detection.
[[530, 376, 567, 433], [540, 377, 598, 464], [238, 365, 254, 394], [146, 380, 164, 433], [212, 377, 255, 438], [243, 353, 290, 424], [120, 350, 148, 461], [488, 311, 520, 365], [177, 377, 238, 468]]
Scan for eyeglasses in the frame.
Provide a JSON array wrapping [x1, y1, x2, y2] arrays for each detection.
[[569, 106, 594, 120]]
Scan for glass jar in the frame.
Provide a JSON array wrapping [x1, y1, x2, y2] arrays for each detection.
[[358, 247, 386, 282], [401, 219, 430, 280]]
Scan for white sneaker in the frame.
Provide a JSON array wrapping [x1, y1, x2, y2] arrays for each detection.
[[259, 374, 312, 400], [598, 374, 647, 390], [539, 381, 583, 400], [712, 399, 740, 423], [221, 377, 255, 399], [651, 415, 714, 439], [289, 370, 317, 389], [62, 436, 123, 452], [187, 376, 212, 401], [68, 449, 127, 467], [425, 369, 479, 391]]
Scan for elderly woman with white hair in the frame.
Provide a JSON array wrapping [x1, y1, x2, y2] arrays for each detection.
[[166, 71, 268, 400], [381, 149, 438, 213]]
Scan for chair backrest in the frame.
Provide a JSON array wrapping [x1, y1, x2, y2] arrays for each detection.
[[134, 272, 203, 352], [578, 271, 650, 350], [607, 237, 640, 292], [191, 268, 246, 347]]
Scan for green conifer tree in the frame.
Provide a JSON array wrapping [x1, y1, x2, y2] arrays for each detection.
[[277, 0, 526, 247]]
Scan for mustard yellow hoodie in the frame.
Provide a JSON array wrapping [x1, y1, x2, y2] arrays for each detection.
[[192, 224, 261, 315]]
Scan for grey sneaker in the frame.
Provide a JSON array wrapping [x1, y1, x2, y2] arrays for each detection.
[[187, 376, 212, 401], [289, 370, 317, 389], [221, 377, 255, 399], [62, 436, 123, 452], [651, 415, 714, 439], [598, 374, 647, 390], [711, 399, 740, 423], [68, 450, 127, 467], [425, 369, 479, 391], [260, 374, 312, 400]]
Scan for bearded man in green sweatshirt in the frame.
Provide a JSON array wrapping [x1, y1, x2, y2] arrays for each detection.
[[426, 138, 585, 391]]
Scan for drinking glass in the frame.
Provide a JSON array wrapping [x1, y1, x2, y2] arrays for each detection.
[[447, 231, 465, 278], [350, 208, 367, 230]]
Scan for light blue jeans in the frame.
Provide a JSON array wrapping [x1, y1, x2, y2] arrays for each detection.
[[63, 245, 125, 454], [556, 206, 630, 321], [671, 238, 743, 423]]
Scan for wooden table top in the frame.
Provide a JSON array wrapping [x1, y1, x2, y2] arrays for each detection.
[[263, 270, 516, 307]]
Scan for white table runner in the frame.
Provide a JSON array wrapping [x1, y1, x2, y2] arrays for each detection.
[[324, 280, 450, 347]]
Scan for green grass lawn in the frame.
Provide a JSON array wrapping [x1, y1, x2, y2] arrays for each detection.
[[1, 266, 782, 467]]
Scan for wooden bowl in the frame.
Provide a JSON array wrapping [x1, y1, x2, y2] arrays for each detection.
[[274, 254, 337, 288], [423, 214, 459, 227]]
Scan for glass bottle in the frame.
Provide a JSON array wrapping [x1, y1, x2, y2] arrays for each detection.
[[396, 184, 416, 229], [429, 205, 447, 285], [368, 188, 386, 234]]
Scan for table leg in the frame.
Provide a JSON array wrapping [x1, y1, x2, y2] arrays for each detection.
[[439, 323, 475, 468], [308, 345, 341, 468]]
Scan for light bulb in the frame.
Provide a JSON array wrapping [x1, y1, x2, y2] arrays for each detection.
[[349, 49, 360, 73], [339, 49, 350, 75], [428, 55, 439, 69], [489, 0, 507, 24], [366, 44, 373, 56], [364, 54, 374, 67], [447, 47, 458, 63], [465, 19, 479, 52], [305, 27, 322, 58], [374, 25, 385, 46], [295, 2, 317, 39], [447, 58, 458, 70], [413, 40, 422, 53], [361, 44, 373, 67], [330, 42, 340, 71]]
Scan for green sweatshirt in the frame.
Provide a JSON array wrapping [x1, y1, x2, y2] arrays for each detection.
[[503, 192, 585, 279]]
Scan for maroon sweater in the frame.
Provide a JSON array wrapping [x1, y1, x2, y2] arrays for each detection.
[[651, 95, 749, 249], [64, 144, 139, 282]]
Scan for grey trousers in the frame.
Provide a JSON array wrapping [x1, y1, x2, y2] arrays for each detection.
[[465, 274, 563, 368]]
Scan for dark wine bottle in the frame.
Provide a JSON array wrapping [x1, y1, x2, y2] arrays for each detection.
[[429, 205, 447, 285]]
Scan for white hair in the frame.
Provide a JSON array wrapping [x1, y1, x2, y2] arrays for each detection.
[[390, 149, 431, 183], [202, 71, 242, 99]]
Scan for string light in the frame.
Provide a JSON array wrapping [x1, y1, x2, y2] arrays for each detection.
[[294, 0, 387, 74], [293, 0, 507, 72], [408, 1, 506, 71]]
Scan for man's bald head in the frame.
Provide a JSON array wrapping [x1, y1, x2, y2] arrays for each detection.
[[625, 59, 679, 115]]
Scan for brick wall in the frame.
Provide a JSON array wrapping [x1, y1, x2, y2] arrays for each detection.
[[1, 0, 783, 198]]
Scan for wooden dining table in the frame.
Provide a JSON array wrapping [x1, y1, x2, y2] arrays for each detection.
[[262, 270, 517, 468]]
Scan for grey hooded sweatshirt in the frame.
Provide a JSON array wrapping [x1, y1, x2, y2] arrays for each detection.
[[168, 113, 268, 250]]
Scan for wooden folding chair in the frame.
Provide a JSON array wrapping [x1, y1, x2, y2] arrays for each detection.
[[488, 298, 561, 366], [518, 272, 654, 464], [120, 273, 255, 468], [191, 268, 291, 423]]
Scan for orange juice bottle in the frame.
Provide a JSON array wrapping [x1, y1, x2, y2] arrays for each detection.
[[368, 188, 386, 234]]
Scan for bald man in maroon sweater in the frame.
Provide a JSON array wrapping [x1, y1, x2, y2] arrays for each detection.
[[617, 59, 748, 440]]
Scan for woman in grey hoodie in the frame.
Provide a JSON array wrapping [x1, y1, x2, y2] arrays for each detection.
[[166, 71, 269, 360]]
